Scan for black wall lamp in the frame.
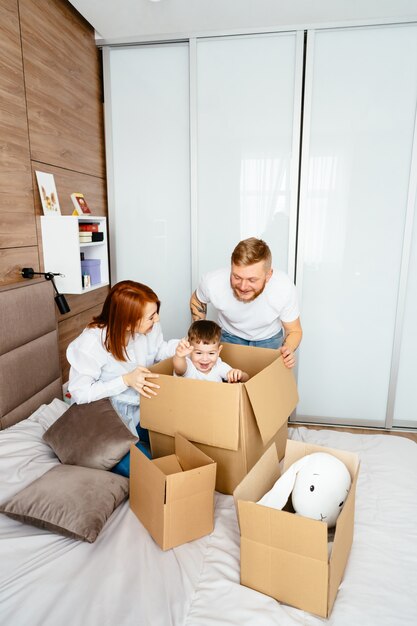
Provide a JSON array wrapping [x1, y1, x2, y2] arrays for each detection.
[[21, 267, 71, 315]]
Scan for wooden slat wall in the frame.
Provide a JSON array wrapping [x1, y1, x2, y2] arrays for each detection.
[[0, 0, 109, 382]]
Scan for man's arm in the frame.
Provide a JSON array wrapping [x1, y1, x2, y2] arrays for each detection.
[[190, 290, 207, 322], [280, 317, 303, 369]]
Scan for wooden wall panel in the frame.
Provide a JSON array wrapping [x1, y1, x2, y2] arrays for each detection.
[[31, 162, 108, 217], [58, 303, 103, 382], [0, 246, 39, 284], [0, 0, 37, 252], [0, 213, 37, 247], [19, 0, 105, 178], [0, 0, 109, 381], [63, 286, 109, 319]]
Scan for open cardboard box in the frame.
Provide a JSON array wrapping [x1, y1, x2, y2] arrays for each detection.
[[130, 433, 216, 550], [140, 343, 299, 494], [233, 439, 360, 618]]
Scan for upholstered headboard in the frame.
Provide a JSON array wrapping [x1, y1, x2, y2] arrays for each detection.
[[0, 280, 62, 429]]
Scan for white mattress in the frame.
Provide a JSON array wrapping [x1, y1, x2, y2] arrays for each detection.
[[1, 400, 416, 626]]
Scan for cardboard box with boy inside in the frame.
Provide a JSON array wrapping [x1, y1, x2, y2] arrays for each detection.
[[140, 343, 299, 495], [233, 439, 360, 618]]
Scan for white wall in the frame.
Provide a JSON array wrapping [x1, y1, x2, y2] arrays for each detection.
[[68, 0, 417, 41]]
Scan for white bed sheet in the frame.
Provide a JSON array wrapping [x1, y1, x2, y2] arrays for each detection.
[[1, 400, 416, 626]]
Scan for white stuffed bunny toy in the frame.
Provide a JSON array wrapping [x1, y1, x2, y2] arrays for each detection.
[[257, 452, 352, 527]]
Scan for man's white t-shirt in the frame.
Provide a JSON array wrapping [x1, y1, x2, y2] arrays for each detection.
[[196, 268, 299, 341], [175, 357, 232, 382]]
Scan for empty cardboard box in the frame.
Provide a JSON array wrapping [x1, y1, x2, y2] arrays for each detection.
[[140, 343, 299, 495], [130, 433, 216, 550], [233, 439, 360, 618]]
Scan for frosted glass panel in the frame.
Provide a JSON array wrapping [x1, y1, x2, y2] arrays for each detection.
[[196, 33, 299, 278], [107, 45, 190, 340], [296, 25, 417, 424], [394, 194, 417, 427]]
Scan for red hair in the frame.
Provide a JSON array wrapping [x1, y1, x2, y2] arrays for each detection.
[[88, 280, 160, 361]]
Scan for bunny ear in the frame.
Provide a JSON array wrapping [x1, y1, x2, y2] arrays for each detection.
[[257, 457, 310, 511]]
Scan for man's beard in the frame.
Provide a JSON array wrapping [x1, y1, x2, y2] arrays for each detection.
[[231, 279, 267, 303]]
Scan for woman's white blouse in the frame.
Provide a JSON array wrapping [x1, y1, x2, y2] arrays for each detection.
[[67, 323, 178, 406]]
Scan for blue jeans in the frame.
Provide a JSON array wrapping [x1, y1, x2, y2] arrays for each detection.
[[220, 328, 284, 350], [111, 423, 152, 478]]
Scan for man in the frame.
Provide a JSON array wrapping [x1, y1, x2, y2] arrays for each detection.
[[190, 238, 302, 368]]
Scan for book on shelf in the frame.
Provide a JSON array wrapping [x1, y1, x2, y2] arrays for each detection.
[[79, 223, 99, 232], [79, 232, 103, 243], [71, 192, 92, 215], [79, 234, 93, 243]]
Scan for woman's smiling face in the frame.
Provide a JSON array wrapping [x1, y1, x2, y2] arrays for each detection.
[[134, 301, 160, 335]]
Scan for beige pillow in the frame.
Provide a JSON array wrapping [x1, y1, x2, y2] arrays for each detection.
[[43, 398, 138, 470], [0, 464, 128, 543]]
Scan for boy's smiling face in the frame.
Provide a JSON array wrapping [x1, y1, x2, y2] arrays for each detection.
[[189, 341, 222, 374]]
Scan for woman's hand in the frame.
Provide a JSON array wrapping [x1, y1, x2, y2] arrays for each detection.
[[122, 366, 160, 399]]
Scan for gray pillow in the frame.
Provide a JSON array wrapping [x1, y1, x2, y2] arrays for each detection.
[[43, 398, 138, 470], [0, 464, 128, 543]]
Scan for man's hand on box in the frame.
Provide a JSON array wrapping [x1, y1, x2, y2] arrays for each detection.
[[280, 346, 295, 369]]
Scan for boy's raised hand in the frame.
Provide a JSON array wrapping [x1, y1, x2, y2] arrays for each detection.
[[175, 338, 194, 358]]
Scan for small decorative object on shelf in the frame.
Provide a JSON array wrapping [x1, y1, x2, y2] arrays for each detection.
[[71, 192, 92, 215], [35, 171, 61, 216], [82, 273, 91, 288]]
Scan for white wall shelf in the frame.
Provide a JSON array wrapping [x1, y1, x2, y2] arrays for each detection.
[[40, 215, 110, 295]]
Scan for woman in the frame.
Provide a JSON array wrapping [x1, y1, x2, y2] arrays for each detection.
[[67, 280, 178, 476]]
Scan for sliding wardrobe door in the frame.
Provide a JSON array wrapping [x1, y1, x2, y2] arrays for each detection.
[[104, 44, 190, 339], [295, 24, 417, 426], [393, 185, 417, 428], [194, 32, 303, 283]]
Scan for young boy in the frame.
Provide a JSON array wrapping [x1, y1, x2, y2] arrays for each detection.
[[173, 320, 249, 383]]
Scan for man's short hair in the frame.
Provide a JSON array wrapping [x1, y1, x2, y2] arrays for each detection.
[[231, 237, 272, 269], [188, 320, 221, 345]]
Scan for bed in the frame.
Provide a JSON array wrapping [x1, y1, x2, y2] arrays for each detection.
[[1, 281, 417, 626]]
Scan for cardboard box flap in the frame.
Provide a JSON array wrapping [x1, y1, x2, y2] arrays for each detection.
[[129, 445, 166, 546], [244, 357, 298, 445], [175, 432, 215, 471], [327, 463, 360, 613], [153, 455, 183, 476], [130, 444, 167, 495], [233, 443, 281, 522], [221, 343, 278, 378], [166, 463, 216, 502], [141, 374, 240, 451], [150, 358, 174, 375], [238, 500, 329, 561]]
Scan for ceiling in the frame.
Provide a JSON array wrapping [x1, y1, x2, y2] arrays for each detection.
[[67, 0, 417, 43]]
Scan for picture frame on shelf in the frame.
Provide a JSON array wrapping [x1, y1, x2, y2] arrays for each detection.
[[35, 171, 61, 216], [71, 192, 92, 215]]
